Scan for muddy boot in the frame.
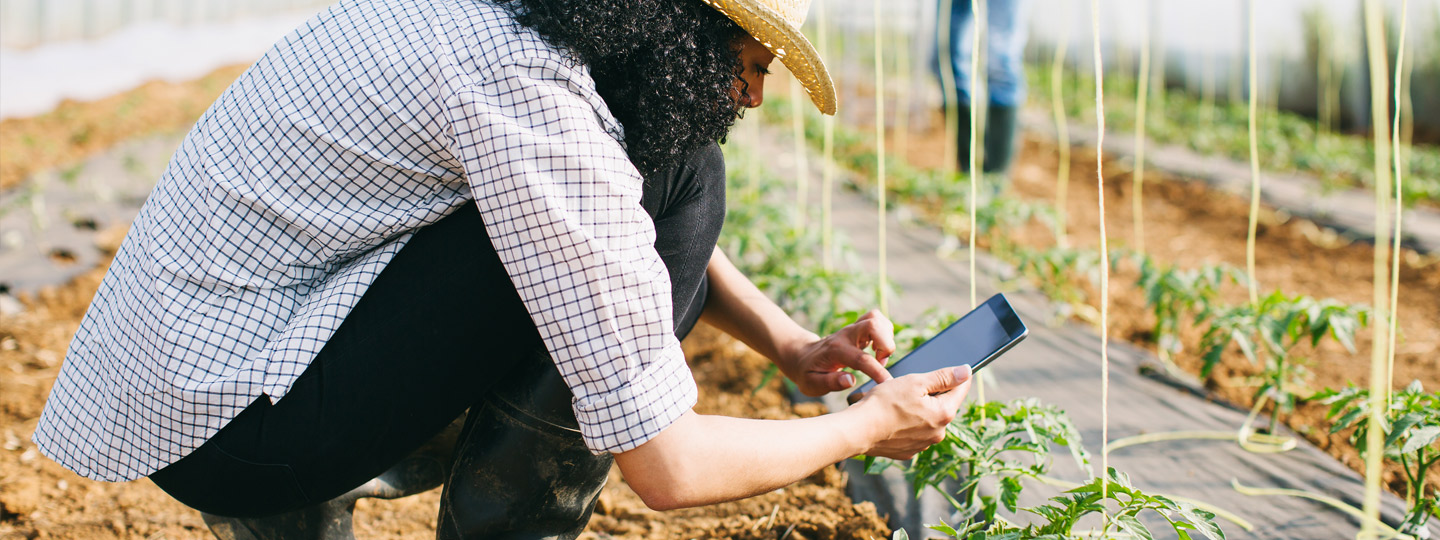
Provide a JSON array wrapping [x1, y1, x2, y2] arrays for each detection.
[[982, 104, 1019, 175], [437, 348, 613, 540], [201, 416, 465, 540]]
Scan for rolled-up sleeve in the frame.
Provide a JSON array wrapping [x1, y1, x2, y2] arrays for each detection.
[[444, 55, 698, 454]]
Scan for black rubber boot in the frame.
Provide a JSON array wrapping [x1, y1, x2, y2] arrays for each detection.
[[436, 347, 613, 540], [982, 104, 1019, 175], [955, 103, 973, 172], [201, 417, 464, 540]]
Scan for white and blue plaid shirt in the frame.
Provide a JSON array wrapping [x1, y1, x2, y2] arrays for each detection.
[[35, 0, 697, 482]]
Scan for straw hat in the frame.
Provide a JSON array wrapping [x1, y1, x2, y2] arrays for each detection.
[[700, 0, 836, 115]]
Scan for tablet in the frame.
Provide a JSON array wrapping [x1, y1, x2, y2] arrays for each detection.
[[847, 293, 1028, 404]]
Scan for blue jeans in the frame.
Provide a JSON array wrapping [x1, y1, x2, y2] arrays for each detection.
[[941, 0, 1031, 108]]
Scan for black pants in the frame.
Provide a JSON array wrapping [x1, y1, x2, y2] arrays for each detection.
[[150, 143, 727, 518]]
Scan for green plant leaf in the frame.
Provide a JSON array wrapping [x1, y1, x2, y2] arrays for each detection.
[[1114, 514, 1154, 540], [1401, 425, 1440, 455], [1387, 413, 1427, 449], [1000, 475, 1022, 513]]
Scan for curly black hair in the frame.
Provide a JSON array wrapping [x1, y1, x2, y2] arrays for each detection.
[[498, 0, 746, 175]]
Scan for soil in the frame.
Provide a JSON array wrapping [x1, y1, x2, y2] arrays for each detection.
[[0, 237, 888, 539], [889, 117, 1440, 501]]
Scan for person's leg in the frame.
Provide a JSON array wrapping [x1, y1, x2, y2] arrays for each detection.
[[148, 201, 545, 521], [153, 140, 728, 537], [436, 142, 727, 539], [944, 0, 979, 171], [982, 0, 1030, 175]]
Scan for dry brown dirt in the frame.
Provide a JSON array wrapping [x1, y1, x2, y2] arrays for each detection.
[[0, 233, 887, 539], [890, 118, 1440, 501], [0, 65, 248, 192]]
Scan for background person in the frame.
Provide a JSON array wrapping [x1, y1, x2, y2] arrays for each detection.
[[940, 0, 1032, 177]]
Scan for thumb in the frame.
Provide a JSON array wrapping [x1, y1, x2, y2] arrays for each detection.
[[922, 364, 973, 395], [803, 370, 857, 396]]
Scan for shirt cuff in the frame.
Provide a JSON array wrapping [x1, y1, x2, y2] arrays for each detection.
[[572, 342, 698, 454]]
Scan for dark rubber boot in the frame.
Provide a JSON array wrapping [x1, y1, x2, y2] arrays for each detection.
[[201, 417, 464, 540], [982, 104, 1019, 175], [955, 103, 973, 173], [436, 347, 613, 540]]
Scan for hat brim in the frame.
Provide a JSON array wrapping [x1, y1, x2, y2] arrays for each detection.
[[703, 0, 837, 115]]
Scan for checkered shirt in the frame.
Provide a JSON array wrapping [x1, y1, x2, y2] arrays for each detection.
[[34, 0, 698, 482]]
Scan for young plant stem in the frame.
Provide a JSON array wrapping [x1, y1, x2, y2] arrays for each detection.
[[1132, 0, 1150, 256], [1399, 452, 1416, 507], [874, 0, 887, 314], [1088, 0, 1111, 508], [1362, 0, 1395, 536], [1050, 19, 1071, 246], [1269, 356, 1285, 435], [1245, 0, 1261, 307]]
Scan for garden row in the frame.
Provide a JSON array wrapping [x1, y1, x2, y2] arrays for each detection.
[[720, 136, 1237, 539], [1026, 64, 1440, 207], [739, 91, 1437, 536]]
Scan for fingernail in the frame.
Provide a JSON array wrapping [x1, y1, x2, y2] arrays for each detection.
[[953, 365, 973, 381], [841, 373, 856, 387]]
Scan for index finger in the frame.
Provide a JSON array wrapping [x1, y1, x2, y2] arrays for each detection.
[[857, 314, 897, 362], [850, 351, 893, 385]]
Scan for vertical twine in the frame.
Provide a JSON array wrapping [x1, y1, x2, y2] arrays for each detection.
[[1089, 0, 1110, 503], [790, 77, 809, 227], [748, 109, 762, 194], [937, 0, 960, 173], [1132, 0, 1150, 256], [1201, 52, 1215, 127], [1245, 0, 1261, 307], [1387, 0, 1408, 399], [1051, 4, 1071, 246], [969, 0, 988, 404], [819, 0, 835, 270], [894, 11, 912, 168], [1360, 0, 1393, 537], [875, 0, 887, 314], [968, 0, 985, 308], [1316, 17, 1333, 133]]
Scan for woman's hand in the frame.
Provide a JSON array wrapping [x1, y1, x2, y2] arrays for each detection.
[[778, 310, 897, 397], [614, 363, 972, 510], [851, 365, 973, 460]]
